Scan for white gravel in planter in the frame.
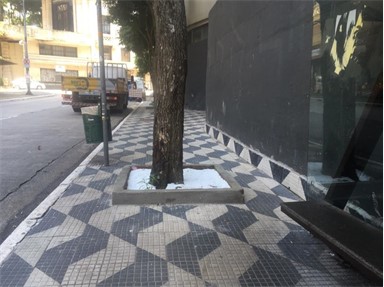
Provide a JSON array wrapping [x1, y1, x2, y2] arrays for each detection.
[[127, 168, 230, 190]]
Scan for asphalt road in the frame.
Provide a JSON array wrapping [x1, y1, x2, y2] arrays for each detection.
[[0, 91, 133, 244]]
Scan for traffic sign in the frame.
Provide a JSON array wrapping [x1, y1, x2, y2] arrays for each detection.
[[23, 58, 30, 68]]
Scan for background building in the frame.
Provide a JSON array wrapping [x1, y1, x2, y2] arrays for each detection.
[[0, 0, 136, 88]]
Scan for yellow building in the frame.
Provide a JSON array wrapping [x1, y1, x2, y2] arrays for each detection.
[[0, 0, 136, 87]]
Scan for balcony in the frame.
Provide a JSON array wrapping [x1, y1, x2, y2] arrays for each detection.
[[0, 22, 93, 45]]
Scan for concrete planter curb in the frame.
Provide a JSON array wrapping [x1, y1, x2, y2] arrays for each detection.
[[112, 164, 244, 205]]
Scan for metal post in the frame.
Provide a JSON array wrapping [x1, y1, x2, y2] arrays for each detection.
[[22, 0, 32, 95], [96, 0, 109, 166]]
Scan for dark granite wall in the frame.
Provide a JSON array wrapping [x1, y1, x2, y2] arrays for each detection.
[[185, 31, 208, 110], [206, 1, 313, 174]]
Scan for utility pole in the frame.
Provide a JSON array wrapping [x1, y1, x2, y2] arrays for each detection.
[[22, 0, 32, 95], [96, 0, 109, 166]]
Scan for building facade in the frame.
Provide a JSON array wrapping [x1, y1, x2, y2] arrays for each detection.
[[184, 0, 216, 110], [186, 0, 382, 232], [0, 0, 136, 87]]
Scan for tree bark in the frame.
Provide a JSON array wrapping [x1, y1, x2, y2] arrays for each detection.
[[150, 0, 187, 189]]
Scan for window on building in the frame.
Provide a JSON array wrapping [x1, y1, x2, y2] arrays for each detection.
[[121, 48, 131, 62], [104, 46, 112, 60], [102, 16, 111, 34], [52, 0, 74, 32], [40, 68, 78, 83], [39, 44, 77, 57], [188, 24, 208, 44]]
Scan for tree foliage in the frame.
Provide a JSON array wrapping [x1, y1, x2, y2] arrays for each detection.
[[105, 0, 154, 76], [0, 0, 42, 26]]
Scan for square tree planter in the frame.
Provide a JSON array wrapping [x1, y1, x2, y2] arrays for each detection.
[[112, 165, 244, 205]]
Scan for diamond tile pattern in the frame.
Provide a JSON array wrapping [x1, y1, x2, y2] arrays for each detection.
[[28, 209, 67, 236], [166, 224, 221, 278], [206, 124, 308, 199], [69, 193, 110, 223], [239, 247, 302, 286], [98, 248, 168, 287], [35, 225, 110, 283], [111, 207, 163, 245], [212, 205, 257, 243], [0, 104, 376, 286], [0, 254, 33, 286]]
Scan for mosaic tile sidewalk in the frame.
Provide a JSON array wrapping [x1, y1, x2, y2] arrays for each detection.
[[0, 103, 377, 286]]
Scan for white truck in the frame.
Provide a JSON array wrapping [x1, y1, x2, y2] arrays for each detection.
[[128, 76, 146, 102]]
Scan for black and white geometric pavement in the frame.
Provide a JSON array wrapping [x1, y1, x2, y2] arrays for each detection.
[[0, 103, 377, 286]]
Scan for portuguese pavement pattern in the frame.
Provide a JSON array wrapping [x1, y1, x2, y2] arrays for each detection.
[[0, 103, 376, 286]]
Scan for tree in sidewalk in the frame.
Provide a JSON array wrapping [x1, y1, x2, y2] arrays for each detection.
[[106, 0, 187, 189], [150, 0, 187, 188], [105, 0, 155, 80]]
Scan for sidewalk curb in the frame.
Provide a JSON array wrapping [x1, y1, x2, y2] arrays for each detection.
[[0, 102, 143, 265]]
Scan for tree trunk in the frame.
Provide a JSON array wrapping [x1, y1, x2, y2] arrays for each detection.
[[150, 0, 187, 189], [149, 51, 158, 97]]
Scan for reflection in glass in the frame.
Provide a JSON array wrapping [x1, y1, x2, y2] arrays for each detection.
[[308, 1, 382, 229]]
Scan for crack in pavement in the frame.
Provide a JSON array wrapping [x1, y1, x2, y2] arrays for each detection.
[[0, 139, 87, 203]]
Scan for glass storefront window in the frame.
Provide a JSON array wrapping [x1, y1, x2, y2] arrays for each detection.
[[308, 1, 382, 229]]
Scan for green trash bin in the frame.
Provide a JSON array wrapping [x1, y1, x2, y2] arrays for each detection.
[[81, 106, 112, 144]]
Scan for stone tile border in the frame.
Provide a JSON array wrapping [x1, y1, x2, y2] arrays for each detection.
[[206, 124, 308, 200], [112, 165, 244, 205]]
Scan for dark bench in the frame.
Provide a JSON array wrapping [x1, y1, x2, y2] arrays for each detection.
[[281, 201, 383, 284]]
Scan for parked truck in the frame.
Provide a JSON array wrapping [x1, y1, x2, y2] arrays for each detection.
[[61, 62, 129, 113]]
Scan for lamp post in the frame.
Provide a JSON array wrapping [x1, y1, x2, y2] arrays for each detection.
[[22, 0, 32, 95], [96, 0, 109, 166]]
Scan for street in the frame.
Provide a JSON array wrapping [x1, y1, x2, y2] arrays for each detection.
[[0, 90, 132, 244]]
